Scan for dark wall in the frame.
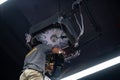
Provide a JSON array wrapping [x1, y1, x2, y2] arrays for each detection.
[[0, 48, 21, 80]]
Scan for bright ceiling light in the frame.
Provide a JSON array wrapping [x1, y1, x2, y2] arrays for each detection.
[[0, 0, 7, 5], [61, 56, 120, 80]]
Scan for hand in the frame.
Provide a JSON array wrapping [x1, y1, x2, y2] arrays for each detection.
[[58, 49, 65, 54], [52, 47, 65, 54]]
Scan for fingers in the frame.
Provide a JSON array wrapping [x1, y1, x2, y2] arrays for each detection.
[[58, 49, 66, 54]]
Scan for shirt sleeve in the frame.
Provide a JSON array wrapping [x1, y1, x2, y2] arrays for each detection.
[[45, 45, 53, 54], [37, 44, 53, 54]]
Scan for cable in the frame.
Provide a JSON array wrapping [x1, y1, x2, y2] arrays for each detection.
[[57, 0, 64, 37], [72, 1, 84, 47]]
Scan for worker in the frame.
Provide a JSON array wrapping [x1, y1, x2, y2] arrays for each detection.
[[19, 34, 64, 80]]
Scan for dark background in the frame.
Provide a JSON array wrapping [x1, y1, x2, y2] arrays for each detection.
[[0, 0, 120, 80]]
